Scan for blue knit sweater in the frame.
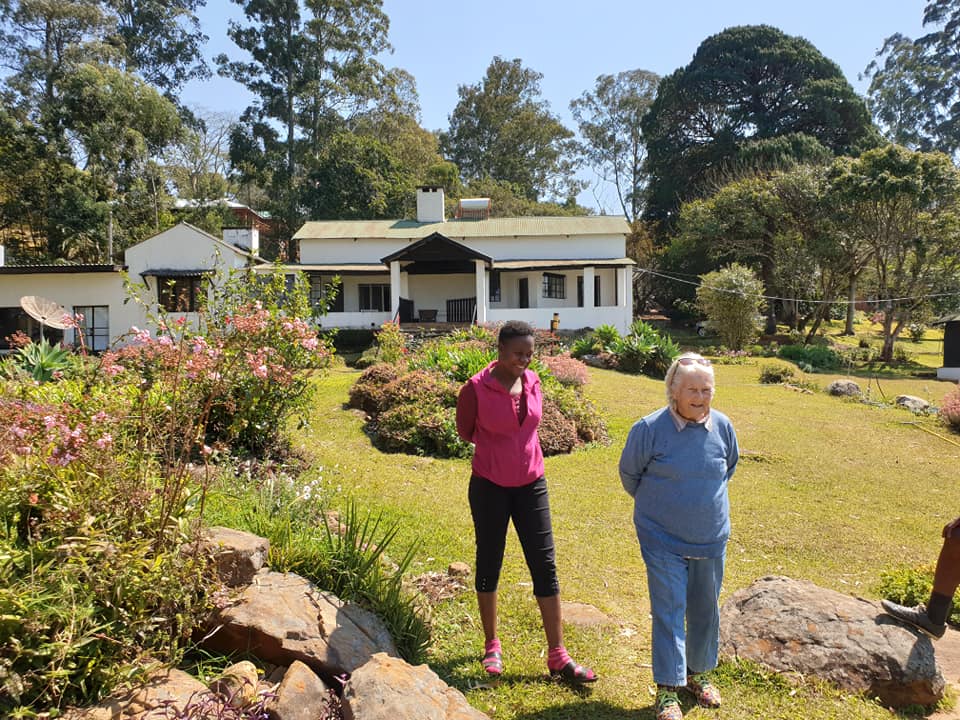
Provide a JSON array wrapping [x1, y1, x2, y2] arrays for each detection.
[[619, 407, 739, 558]]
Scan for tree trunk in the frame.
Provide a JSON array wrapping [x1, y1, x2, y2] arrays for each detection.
[[880, 316, 896, 362], [843, 276, 857, 335]]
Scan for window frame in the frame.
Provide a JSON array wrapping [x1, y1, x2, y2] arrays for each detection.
[[358, 283, 391, 312], [157, 276, 203, 312], [542, 272, 566, 300], [72, 305, 110, 352]]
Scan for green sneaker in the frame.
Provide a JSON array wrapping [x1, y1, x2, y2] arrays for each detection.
[[655, 686, 683, 720]]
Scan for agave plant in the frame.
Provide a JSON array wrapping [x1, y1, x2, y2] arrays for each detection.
[[12, 338, 72, 382]]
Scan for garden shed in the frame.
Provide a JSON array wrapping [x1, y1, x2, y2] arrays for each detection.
[[934, 312, 960, 381]]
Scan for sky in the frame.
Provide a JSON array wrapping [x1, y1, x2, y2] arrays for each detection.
[[181, 0, 928, 212]]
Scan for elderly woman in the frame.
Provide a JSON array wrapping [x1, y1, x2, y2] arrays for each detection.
[[618, 352, 739, 720], [456, 320, 596, 683]]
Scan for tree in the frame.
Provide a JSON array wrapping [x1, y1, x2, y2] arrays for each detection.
[[864, 1, 960, 158], [642, 25, 877, 234], [696, 263, 764, 350], [440, 57, 581, 202], [106, 0, 209, 96], [164, 110, 237, 204], [570, 69, 659, 221], [826, 144, 960, 361], [216, 0, 392, 236]]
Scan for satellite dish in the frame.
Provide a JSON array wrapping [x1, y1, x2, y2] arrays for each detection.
[[20, 296, 70, 342]]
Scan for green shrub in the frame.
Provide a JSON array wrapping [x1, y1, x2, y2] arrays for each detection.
[[374, 403, 471, 458], [696, 263, 764, 350], [759, 364, 795, 384], [348, 363, 406, 414], [378, 370, 459, 411], [893, 344, 913, 364], [537, 397, 579, 456], [374, 322, 407, 365], [8, 338, 73, 383], [777, 343, 841, 370], [544, 384, 609, 445], [876, 565, 960, 626]]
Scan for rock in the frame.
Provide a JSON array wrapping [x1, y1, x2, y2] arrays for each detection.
[[201, 526, 270, 587], [59, 706, 120, 720], [202, 570, 397, 676], [720, 575, 944, 708], [209, 660, 259, 707], [581, 354, 607, 369], [342, 653, 489, 720], [560, 601, 612, 627], [895, 394, 930, 413], [447, 562, 470, 578], [122, 668, 211, 716], [827, 379, 861, 397], [268, 660, 334, 720]]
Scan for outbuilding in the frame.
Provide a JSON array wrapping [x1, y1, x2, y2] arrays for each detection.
[[934, 313, 960, 381]]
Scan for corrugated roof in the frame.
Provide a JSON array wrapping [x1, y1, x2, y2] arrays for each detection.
[[255, 263, 387, 273], [494, 258, 635, 270], [934, 313, 960, 324], [294, 215, 630, 240], [0, 264, 124, 275]]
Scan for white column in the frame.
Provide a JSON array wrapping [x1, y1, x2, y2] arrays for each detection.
[[474, 260, 487, 323], [390, 261, 401, 321], [619, 266, 632, 333], [584, 265, 595, 308]]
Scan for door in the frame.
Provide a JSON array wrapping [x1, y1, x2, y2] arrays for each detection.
[[518, 278, 529, 309]]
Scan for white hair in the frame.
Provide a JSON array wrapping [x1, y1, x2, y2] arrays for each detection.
[[664, 352, 715, 407]]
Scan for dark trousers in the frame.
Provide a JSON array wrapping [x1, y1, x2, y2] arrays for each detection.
[[468, 474, 560, 597]]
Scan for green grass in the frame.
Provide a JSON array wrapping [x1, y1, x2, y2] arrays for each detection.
[[291, 359, 960, 720]]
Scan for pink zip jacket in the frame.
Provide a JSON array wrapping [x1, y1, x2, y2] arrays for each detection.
[[456, 362, 544, 488]]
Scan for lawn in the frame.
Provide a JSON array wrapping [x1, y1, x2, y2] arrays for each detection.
[[294, 355, 960, 720]]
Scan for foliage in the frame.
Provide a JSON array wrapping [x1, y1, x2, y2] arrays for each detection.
[[908, 323, 928, 343], [864, 0, 960, 158], [696, 264, 764, 350], [8, 338, 74, 383], [569, 321, 678, 377], [642, 24, 877, 233], [876, 564, 960, 626], [146, 685, 283, 720], [570, 69, 660, 221], [240, 498, 430, 664], [374, 322, 408, 365], [440, 57, 582, 203], [777, 344, 842, 371], [537, 397, 579, 456], [826, 144, 960, 361], [541, 354, 589, 387], [348, 363, 407, 414], [941, 385, 960, 432], [759, 364, 796, 384]]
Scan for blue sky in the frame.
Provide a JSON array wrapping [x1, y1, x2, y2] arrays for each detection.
[[182, 1, 927, 211]]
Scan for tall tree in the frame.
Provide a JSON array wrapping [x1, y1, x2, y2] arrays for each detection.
[[570, 69, 659, 222], [642, 25, 877, 234], [864, 0, 960, 157], [216, 0, 392, 236], [827, 144, 960, 361], [106, 0, 209, 96], [440, 57, 581, 203]]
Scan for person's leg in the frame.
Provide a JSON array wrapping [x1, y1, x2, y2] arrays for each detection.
[[931, 534, 960, 606], [468, 475, 511, 669], [511, 477, 595, 681], [640, 545, 689, 688], [684, 553, 725, 708]]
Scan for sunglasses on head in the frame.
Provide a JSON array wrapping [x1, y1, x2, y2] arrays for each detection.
[[677, 357, 711, 366]]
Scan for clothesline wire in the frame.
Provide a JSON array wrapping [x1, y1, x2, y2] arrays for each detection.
[[634, 267, 960, 306]]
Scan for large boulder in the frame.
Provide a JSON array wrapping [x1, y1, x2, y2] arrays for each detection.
[[202, 570, 397, 676], [827, 379, 861, 397], [895, 395, 931, 413], [268, 661, 334, 720], [720, 576, 944, 708], [201, 526, 270, 587], [122, 668, 211, 717], [342, 653, 489, 720]]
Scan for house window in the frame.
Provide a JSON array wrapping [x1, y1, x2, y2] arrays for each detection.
[[489, 270, 501, 302], [310, 275, 344, 313], [542, 272, 565, 299], [73, 305, 109, 352], [359, 284, 391, 312], [157, 276, 203, 312]]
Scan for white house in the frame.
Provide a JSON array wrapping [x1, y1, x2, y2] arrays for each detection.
[[288, 186, 634, 333], [0, 223, 262, 351]]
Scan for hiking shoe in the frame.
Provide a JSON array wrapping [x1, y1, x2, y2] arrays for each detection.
[[686, 672, 722, 708], [655, 687, 683, 720], [881, 599, 946, 639]]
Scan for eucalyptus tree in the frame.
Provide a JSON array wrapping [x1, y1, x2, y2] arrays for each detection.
[[570, 69, 659, 222]]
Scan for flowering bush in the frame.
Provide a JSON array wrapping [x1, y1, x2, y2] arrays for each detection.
[[542, 353, 589, 387], [375, 322, 407, 364], [348, 363, 406, 414], [941, 385, 960, 432]]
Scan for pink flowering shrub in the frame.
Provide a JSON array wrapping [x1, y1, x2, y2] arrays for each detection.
[[941, 385, 960, 432], [542, 353, 589, 387]]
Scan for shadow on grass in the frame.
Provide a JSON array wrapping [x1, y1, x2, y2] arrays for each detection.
[[511, 700, 660, 720]]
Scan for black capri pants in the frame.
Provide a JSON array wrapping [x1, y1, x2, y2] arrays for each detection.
[[468, 474, 560, 597]]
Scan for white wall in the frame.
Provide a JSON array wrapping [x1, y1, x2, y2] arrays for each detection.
[[407, 273, 475, 318], [298, 233, 626, 264], [486, 306, 631, 333], [125, 224, 249, 278]]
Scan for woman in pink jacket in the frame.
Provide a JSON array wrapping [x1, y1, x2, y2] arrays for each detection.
[[456, 320, 597, 684]]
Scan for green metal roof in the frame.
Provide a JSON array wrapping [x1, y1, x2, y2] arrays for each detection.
[[293, 215, 630, 241]]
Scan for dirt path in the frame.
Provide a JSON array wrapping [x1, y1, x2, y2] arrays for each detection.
[[929, 628, 960, 719]]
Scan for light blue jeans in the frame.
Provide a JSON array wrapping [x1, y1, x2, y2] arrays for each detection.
[[640, 545, 725, 687]]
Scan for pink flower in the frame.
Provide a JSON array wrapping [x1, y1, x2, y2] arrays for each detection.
[[95, 434, 113, 449], [301, 336, 319, 351]]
